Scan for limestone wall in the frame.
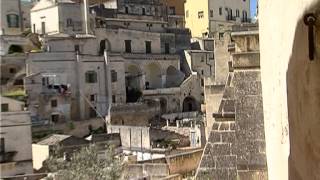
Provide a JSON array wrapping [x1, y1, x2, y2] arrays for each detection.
[[259, 0, 320, 179]]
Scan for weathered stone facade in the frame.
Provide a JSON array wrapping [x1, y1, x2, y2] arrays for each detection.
[[196, 26, 268, 179]]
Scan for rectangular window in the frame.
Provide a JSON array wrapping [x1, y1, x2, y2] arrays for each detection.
[[125, 6, 129, 14], [41, 21, 46, 34], [198, 11, 204, 18], [210, 10, 213, 17], [90, 94, 95, 101], [111, 70, 117, 82], [201, 70, 204, 75], [51, 114, 59, 123], [85, 71, 97, 83], [9, 68, 16, 74], [1, 103, 9, 112], [145, 41, 151, 54], [142, 8, 146, 15], [201, 79, 204, 87], [125, 40, 131, 53], [51, 100, 57, 108], [169, 7, 176, 15], [165, 43, 170, 54], [7, 14, 19, 28], [74, 44, 80, 52], [112, 95, 116, 103], [0, 138, 5, 154], [219, 7, 222, 15]]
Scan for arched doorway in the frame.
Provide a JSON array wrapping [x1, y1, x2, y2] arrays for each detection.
[[145, 63, 162, 89], [125, 64, 143, 102], [8, 45, 23, 54], [166, 65, 183, 87], [182, 96, 198, 112]]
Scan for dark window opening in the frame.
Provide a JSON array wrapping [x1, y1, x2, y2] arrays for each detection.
[[142, 8, 146, 15], [51, 114, 59, 123], [0, 138, 4, 154], [201, 79, 204, 87], [145, 41, 151, 54], [125, 6, 129, 14], [210, 10, 213, 17], [165, 43, 170, 54], [112, 95, 116, 103], [125, 40, 131, 53], [85, 71, 97, 83], [74, 44, 80, 53], [33, 24, 36, 33], [8, 45, 23, 54], [111, 70, 117, 82], [9, 68, 16, 74], [90, 94, 95, 101], [7, 14, 19, 28], [41, 21, 46, 34], [219, 7, 222, 15], [51, 99, 57, 108], [1, 104, 9, 112], [99, 40, 106, 55], [169, 7, 176, 15]]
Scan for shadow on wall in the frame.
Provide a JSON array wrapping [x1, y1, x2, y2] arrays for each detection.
[[286, 4, 320, 180]]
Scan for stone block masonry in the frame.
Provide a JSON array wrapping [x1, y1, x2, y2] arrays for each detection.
[[196, 29, 268, 180]]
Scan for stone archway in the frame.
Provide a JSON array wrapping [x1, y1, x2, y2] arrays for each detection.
[[166, 65, 182, 87], [182, 96, 198, 112], [145, 63, 162, 89], [8, 45, 23, 54]]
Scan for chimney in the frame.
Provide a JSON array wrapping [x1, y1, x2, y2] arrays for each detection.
[[83, 0, 89, 34]]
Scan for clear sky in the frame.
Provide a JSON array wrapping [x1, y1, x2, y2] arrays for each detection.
[[250, 0, 258, 17]]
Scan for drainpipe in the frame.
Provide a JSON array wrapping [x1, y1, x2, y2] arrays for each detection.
[[104, 50, 112, 126], [18, 0, 24, 32], [83, 0, 89, 34]]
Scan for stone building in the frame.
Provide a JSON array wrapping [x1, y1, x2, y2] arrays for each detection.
[[0, 96, 33, 177], [25, 44, 110, 123], [196, 25, 268, 179], [184, 0, 250, 37]]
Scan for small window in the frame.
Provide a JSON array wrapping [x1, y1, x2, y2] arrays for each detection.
[[51, 100, 57, 108], [66, 18, 73, 27], [210, 10, 213, 17], [219, 32, 224, 40], [74, 44, 80, 52], [89, 107, 97, 118], [201, 79, 204, 87], [186, 10, 189, 18], [169, 7, 176, 15], [85, 71, 97, 83], [33, 24, 36, 33], [90, 94, 95, 101], [9, 68, 16, 74], [111, 70, 117, 82], [0, 138, 4, 154], [125, 6, 129, 14], [51, 114, 59, 123], [142, 8, 146, 15], [1, 104, 9, 112], [201, 56, 204, 62], [7, 14, 19, 28], [42, 77, 49, 86], [219, 7, 222, 15], [165, 43, 170, 54], [201, 70, 204, 75], [125, 40, 131, 53], [112, 95, 116, 103], [198, 11, 204, 18], [145, 41, 151, 54]]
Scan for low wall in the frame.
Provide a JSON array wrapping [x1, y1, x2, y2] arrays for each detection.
[[124, 163, 169, 179]]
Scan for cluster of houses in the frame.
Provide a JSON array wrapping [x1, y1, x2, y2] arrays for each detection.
[[0, 0, 255, 179]]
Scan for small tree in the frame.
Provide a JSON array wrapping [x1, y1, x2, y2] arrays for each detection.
[[45, 145, 123, 180]]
